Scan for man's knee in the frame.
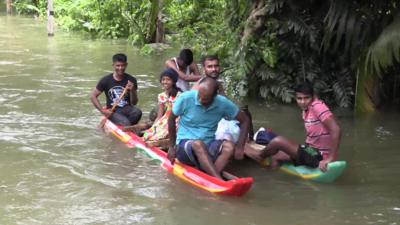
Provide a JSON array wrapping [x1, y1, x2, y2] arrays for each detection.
[[221, 141, 235, 155], [110, 114, 131, 126], [270, 136, 284, 145], [270, 136, 291, 149], [129, 108, 142, 124], [191, 140, 207, 154]]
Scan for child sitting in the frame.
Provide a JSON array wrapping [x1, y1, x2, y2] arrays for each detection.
[[142, 68, 182, 148]]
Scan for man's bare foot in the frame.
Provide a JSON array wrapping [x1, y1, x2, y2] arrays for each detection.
[[269, 158, 281, 170]]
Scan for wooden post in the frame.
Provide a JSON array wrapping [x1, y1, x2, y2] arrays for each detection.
[[6, 0, 13, 14], [47, 0, 55, 36]]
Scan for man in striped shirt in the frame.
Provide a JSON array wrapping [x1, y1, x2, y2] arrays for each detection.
[[245, 82, 341, 171]]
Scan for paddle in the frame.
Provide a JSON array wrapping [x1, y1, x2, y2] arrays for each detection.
[[100, 86, 129, 128]]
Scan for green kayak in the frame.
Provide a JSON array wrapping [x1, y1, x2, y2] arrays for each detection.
[[248, 142, 347, 183], [279, 161, 347, 183]]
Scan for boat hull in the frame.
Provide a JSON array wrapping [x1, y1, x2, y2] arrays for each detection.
[[102, 119, 253, 196]]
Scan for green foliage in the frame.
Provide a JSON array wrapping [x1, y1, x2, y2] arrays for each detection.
[[139, 44, 155, 55], [13, 0, 46, 16], [164, 0, 228, 55], [251, 0, 356, 108], [12, 0, 399, 109], [366, 15, 400, 76], [322, 0, 400, 111], [54, 0, 131, 39], [14, 0, 154, 40]]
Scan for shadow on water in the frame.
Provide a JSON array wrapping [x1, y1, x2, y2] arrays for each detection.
[[0, 15, 400, 224]]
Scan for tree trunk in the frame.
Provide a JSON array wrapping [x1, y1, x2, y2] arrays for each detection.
[[155, 11, 165, 43], [146, 0, 159, 43], [241, 0, 268, 47], [47, 0, 55, 36], [6, 0, 13, 14]]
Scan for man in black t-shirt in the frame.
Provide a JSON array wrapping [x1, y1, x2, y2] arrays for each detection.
[[90, 53, 142, 126]]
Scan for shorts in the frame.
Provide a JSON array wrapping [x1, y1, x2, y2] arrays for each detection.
[[176, 139, 224, 168], [296, 144, 323, 168], [254, 128, 277, 145]]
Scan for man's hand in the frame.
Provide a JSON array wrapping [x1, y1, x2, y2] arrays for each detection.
[[126, 80, 134, 91], [167, 146, 177, 164], [101, 108, 113, 117], [234, 146, 244, 160], [319, 159, 331, 172]]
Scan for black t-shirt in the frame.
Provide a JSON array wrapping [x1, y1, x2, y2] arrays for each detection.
[[96, 73, 138, 108]]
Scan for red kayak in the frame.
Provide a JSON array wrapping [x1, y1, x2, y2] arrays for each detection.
[[102, 118, 254, 197]]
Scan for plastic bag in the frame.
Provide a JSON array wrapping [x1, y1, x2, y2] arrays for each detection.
[[215, 118, 240, 143]]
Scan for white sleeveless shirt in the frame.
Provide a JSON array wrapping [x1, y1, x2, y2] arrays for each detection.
[[173, 57, 191, 91]]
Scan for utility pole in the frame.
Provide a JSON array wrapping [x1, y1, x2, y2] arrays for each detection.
[[47, 0, 55, 36], [6, 0, 13, 14]]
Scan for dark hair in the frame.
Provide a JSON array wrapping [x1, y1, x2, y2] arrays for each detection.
[[294, 82, 314, 96], [112, 53, 127, 63], [167, 84, 181, 98], [160, 69, 180, 97], [202, 55, 219, 66], [179, 49, 193, 66]]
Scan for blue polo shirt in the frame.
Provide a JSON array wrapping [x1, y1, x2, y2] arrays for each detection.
[[172, 90, 240, 145]]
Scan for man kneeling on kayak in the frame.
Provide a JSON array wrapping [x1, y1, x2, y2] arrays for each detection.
[[167, 77, 249, 180]]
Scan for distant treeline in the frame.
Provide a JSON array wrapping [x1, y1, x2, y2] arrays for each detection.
[[12, 0, 400, 112]]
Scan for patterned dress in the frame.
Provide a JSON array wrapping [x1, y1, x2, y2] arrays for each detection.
[[143, 92, 181, 141]]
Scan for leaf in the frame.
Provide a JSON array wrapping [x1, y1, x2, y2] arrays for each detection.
[[366, 14, 400, 76]]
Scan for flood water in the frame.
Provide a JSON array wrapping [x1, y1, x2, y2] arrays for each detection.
[[1, 15, 399, 225]]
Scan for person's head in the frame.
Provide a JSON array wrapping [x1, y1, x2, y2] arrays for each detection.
[[178, 49, 194, 67], [112, 53, 128, 76], [202, 55, 220, 79], [160, 68, 179, 97], [198, 77, 218, 107], [294, 82, 314, 110]]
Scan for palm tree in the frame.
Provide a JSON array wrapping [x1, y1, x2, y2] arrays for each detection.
[[322, 0, 400, 112]]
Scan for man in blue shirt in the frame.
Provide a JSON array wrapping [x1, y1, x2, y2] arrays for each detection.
[[167, 77, 249, 180]]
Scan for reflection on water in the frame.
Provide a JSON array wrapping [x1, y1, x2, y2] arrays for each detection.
[[1, 15, 400, 224]]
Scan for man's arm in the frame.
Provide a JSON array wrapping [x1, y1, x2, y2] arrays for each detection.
[[126, 80, 138, 106], [129, 88, 138, 105], [90, 88, 106, 114], [234, 111, 250, 160], [319, 116, 341, 171], [91, 88, 116, 118], [189, 62, 201, 76], [167, 112, 178, 164], [165, 60, 201, 82]]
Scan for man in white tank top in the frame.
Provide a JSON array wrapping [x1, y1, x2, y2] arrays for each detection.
[[165, 49, 201, 91]]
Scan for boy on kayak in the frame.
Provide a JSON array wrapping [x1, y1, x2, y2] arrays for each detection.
[[165, 49, 202, 92], [245, 82, 341, 171], [90, 53, 142, 126], [167, 77, 250, 180]]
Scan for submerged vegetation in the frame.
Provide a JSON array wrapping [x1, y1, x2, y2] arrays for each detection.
[[11, 0, 400, 112]]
